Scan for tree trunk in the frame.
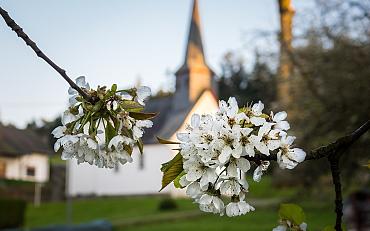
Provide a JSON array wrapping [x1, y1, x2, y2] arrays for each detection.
[[277, 0, 294, 109]]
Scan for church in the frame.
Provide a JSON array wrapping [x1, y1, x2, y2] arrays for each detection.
[[67, 0, 219, 197]]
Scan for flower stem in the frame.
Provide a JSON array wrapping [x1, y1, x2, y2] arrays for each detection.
[[0, 7, 92, 102]]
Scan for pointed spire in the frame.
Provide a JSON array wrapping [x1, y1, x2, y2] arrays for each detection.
[[177, 0, 209, 74]]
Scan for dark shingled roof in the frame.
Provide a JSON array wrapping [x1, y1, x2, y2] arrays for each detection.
[[0, 124, 51, 157], [142, 95, 192, 144]]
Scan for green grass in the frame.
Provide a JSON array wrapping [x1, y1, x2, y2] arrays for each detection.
[[118, 203, 334, 231], [25, 196, 195, 228], [25, 176, 334, 230]]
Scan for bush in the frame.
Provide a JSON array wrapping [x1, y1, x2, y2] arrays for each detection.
[[158, 198, 177, 211], [0, 198, 27, 229]]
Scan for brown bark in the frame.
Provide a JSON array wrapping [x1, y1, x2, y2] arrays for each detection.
[[277, 0, 295, 109]]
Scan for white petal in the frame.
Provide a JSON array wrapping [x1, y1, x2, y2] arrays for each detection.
[[236, 158, 251, 172], [273, 111, 287, 121], [62, 110, 78, 126], [267, 140, 280, 151], [219, 146, 232, 164], [212, 196, 224, 211], [191, 114, 200, 128], [258, 122, 273, 137], [227, 161, 238, 178], [276, 121, 290, 130], [51, 126, 66, 138], [232, 145, 242, 158], [284, 136, 296, 145], [186, 182, 201, 198], [255, 143, 270, 155], [120, 91, 133, 100], [136, 120, 153, 128], [186, 168, 203, 182], [54, 140, 61, 152], [61, 150, 74, 160], [253, 166, 263, 182], [250, 117, 266, 126], [291, 148, 306, 163], [137, 86, 151, 99], [68, 87, 77, 95], [252, 101, 264, 115], [244, 144, 255, 157], [176, 132, 189, 142], [299, 222, 307, 231], [199, 194, 213, 205], [272, 225, 287, 231]]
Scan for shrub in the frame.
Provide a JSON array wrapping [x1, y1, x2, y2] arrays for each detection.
[[0, 198, 27, 229], [158, 198, 177, 211]]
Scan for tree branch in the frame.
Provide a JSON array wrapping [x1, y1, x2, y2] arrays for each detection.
[[329, 156, 343, 231], [245, 119, 370, 163], [0, 7, 92, 102]]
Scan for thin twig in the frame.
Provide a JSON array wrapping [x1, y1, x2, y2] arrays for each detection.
[[0, 7, 92, 102]]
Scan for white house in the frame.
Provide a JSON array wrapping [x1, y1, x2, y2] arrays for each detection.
[[68, 0, 219, 197], [0, 124, 50, 183]]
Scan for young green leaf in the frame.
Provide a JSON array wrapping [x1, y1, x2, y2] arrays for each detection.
[[322, 226, 336, 231], [160, 153, 183, 191], [105, 120, 116, 145], [129, 112, 158, 120], [173, 171, 186, 189], [278, 203, 306, 225], [137, 139, 144, 154]]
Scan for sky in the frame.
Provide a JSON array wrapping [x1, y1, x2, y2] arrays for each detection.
[[0, 0, 313, 128]]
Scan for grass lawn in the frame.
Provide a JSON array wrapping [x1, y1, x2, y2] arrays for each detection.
[[25, 176, 336, 230]]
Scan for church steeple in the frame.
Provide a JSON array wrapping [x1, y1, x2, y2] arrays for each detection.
[[174, 0, 217, 110]]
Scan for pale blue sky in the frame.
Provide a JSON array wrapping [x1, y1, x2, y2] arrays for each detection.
[[0, 0, 313, 128]]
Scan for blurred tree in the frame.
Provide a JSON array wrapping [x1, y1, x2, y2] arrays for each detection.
[[26, 117, 61, 153], [285, 0, 370, 189]]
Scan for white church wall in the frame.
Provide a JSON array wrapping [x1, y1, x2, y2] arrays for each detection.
[[169, 90, 219, 197], [68, 144, 172, 196]]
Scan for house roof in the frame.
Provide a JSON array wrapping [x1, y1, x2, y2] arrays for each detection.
[[0, 124, 51, 157]]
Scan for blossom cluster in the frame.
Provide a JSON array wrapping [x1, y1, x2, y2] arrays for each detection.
[[52, 76, 154, 168], [167, 97, 306, 217]]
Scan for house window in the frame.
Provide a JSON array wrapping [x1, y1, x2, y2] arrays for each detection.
[[139, 154, 144, 170], [26, 166, 36, 177], [0, 161, 6, 178], [114, 164, 119, 173]]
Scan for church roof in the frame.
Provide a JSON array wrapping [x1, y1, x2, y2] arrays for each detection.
[[0, 124, 51, 157], [175, 0, 213, 76], [142, 89, 217, 144], [142, 95, 191, 144]]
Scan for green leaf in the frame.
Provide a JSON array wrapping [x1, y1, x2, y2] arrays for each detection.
[[137, 139, 144, 154], [174, 171, 186, 188], [111, 84, 117, 93], [278, 203, 306, 225], [129, 112, 158, 120], [157, 137, 180, 145], [92, 100, 104, 112], [322, 226, 336, 231], [105, 120, 116, 145], [160, 153, 183, 191]]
